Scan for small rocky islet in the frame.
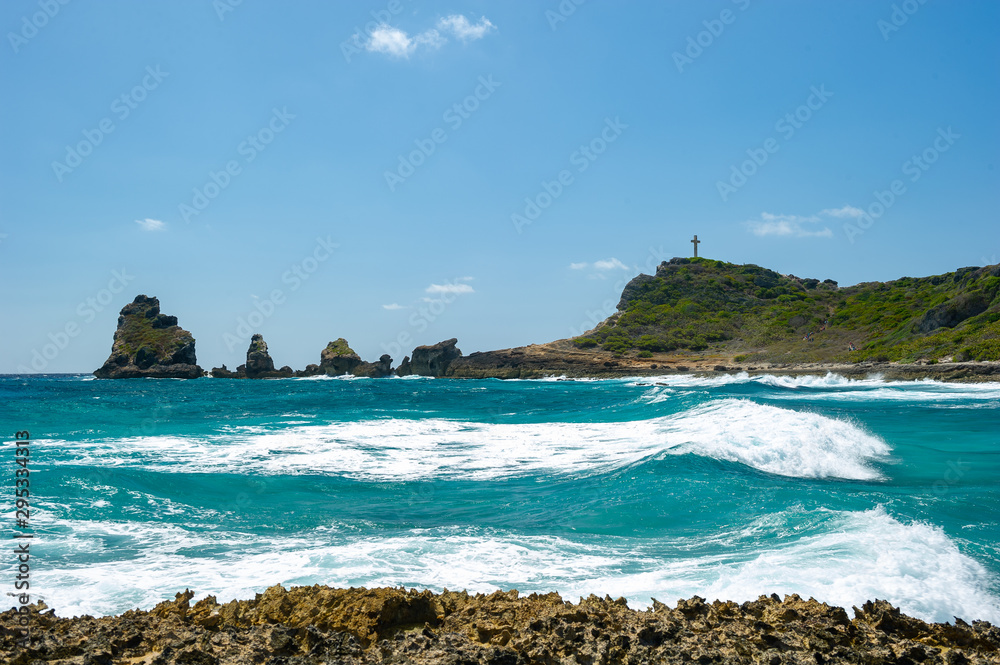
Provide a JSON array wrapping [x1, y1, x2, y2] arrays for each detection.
[[4, 585, 999, 664], [93, 295, 203, 379]]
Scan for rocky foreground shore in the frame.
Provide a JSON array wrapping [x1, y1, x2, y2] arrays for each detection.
[[4, 585, 999, 664]]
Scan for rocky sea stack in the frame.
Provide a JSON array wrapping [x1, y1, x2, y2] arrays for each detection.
[[212, 334, 294, 378], [319, 337, 362, 376], [314, 338, 394, 378], [4, 585, 998, 664], [397, 338, 462, 377], [94, 295, 203, 379]]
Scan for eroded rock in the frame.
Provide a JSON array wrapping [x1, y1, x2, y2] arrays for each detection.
[[94, 295, 204, 379], [3, 587, 997, 664]]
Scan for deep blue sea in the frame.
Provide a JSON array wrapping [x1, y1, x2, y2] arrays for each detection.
[[3, 373, 999, 624]]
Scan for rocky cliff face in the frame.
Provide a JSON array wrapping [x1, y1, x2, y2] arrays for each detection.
[[245, 334, 276, 376], [320, 338, 362, 376], [406, 338, 462, 377], [94, 296, 204, 379]]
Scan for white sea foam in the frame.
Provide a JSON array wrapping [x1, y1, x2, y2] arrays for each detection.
[[628, 371, 1000, 397], [31, 508, 1000, 625], [626, 372, 756, 388], [50, 400, 889, 481], [660, 400, 890, 480], [688, 507, 1000, 625]]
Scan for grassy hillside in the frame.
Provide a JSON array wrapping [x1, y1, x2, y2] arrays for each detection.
[[573, 258, 1000, 364]]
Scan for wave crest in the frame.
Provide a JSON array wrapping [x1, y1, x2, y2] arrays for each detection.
[[52, 400, 889, 481]]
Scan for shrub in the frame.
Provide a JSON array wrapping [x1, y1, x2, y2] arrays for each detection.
[[602, 337, 631, 354]]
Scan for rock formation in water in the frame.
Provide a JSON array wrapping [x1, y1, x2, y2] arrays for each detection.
[[280, 339, 394, 378], [319, 338, 362, 376], [210, 364, 240, 378], [4, 585, 998, 664], [353, 353, 394, 378], [398, 338, 462, 377], [94, 295, 204, 379], [294, 363, 324, 378], [212, 334, 293, 378], [245, 334, 276, 376]]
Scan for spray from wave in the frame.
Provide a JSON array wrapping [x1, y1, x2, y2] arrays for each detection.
[[31, 507, 999, 624], [50, 400, 889, 481]]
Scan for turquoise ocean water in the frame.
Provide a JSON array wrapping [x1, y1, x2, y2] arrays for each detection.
[[3, 373, 999, 623]]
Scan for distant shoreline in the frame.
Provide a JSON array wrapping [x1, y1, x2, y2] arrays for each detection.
[[13, 359, 1000, 383]]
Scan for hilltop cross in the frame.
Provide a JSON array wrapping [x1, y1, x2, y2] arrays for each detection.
[[691, 234, 700, 258]]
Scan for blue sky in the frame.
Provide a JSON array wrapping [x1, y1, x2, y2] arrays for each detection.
[[1, 0, 998, 373]]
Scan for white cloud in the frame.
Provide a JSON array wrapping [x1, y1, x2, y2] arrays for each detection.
[[426, 282, 475, 295], [821, 205, 865, 219], [413, 28, 446, 49], [135, 218, 165, 232], [366, 25, 424, 57], [365, 15, 494, 58], [382, 303, 405, 310], [594, 258, 628, 271], [570, 258, 629, 271], [746, 212, 832, 238], [438, 15, 496, 41]]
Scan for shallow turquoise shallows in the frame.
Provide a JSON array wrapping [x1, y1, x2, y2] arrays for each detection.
[[3, 373, 998, 623]]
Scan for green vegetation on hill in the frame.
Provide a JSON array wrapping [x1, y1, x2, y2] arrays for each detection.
[[574, 258, 1000, 363], [118, 311, 192, 361], [323, 338, 357, 357]]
